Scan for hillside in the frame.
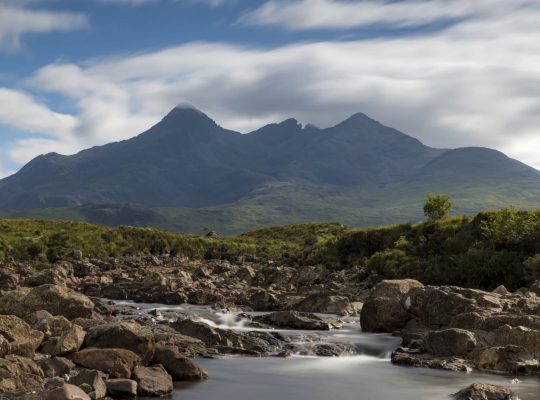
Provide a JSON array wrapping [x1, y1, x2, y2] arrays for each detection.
[[0, 105, 539, 234], [1, 208, 538, 290]]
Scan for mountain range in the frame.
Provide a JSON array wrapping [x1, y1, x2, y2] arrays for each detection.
[[1, 105, 539, 234]]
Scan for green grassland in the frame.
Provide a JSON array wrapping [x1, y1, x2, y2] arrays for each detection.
[[1, 179, 539, 235], [1, 207, 539, 291]]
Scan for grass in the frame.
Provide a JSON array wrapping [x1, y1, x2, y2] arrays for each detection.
[[1, 179, 540, 235], [1, 207, 539, 291]]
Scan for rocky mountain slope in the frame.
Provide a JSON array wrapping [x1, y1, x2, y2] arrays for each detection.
[[0, 105, 539, 233]]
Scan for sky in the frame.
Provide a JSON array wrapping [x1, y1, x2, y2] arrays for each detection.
[[0, 0, 539, 178]]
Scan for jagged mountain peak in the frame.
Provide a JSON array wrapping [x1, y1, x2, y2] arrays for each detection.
[[334, 111, 382, 128], [0, 107, 538, 215]]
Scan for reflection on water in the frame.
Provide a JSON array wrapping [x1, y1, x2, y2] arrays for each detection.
[[110, 300, 540, 400], [175, 356, 539, 400]]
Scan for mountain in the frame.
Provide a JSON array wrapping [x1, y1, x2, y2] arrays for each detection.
[[0, 105, 539, 234]]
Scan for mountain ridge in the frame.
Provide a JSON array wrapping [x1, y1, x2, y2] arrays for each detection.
[[0, 106, 538, 233]]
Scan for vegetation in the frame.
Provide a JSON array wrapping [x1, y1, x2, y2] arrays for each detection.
[[423, 193, 452, 220], [1, 179, 540, 235], [0, 207, 538, 290]]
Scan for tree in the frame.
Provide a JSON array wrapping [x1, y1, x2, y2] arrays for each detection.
[[423, 193, 452, 221]]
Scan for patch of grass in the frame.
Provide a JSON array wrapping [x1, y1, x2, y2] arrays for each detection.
[[1, 207, 539, 291]]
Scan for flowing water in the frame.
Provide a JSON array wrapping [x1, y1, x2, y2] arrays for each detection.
[[112, 301, 540, 400]]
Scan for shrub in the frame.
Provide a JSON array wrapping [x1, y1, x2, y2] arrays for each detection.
[[424, 193, 452, 221]]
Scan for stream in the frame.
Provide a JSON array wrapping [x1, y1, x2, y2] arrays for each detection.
[[112, 301, 540, 400]]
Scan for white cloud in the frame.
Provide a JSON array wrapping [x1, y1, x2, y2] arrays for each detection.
[[0, 3, 88, 50], [0, 88, 77, 137], [0, 0, 538, 173], [0, 88, 79, 170], [0, 165, 14, 179], [239, 0, 536, 31], [96, 0, 231, 6]]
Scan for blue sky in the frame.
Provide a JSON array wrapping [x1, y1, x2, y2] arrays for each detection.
[[0, 0, 539, 177]]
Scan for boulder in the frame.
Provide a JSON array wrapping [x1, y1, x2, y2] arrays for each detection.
[[294, 294, 352, 315], [360, 279, 423, 332], [235, 265, 256, 283], [0, 285, 94, 320], [69, 348, 141, 379], [492, 285, 510, 295], [105, 379, 137, 398], [85, 321, 155, 363], [172, 319, 230, 348], [471, 345, 539, 374], [171, 318, 282, 355], [529, 280, 540, 296], [32, 314, 72, 338], [391, 347, 473, 372], [70, 369, 107, 399], [36, 357, 75, 378], [312, 343, 351, 357], [0, 354, 44, 394], [425, 328, 477, 357], [407, 286, 477, 328], [253, 311, 341, 330], [41, 324, 85, 356], [492, 324, 540, 354], [22, 267, 69, 287], [371, 279, 424, 300], [150, 326, 207, 356], [248, 289, 284, 311], [132, 364, 173, 397], [152, 344, 208, 381], [0, 271, 19, 291], [452, 383, 518, 400], [0, 315, 44, 358], [44, 384, 91, 400], [44, 376, 65, 390]]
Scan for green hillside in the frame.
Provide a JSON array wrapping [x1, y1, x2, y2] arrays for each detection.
[[2, 207, 538, 290], [1, 179, 539, 235]]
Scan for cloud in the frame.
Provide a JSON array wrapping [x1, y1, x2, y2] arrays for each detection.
[[95, 0, 159, 5], [239, 0, 534, 31], [0, 88, 79, 173], [0, 2, 88, 50], [0, 0, 538, 173], [96, 0, 231, 6], [0, 88, 77, 137], [0, 164, 13, 179]]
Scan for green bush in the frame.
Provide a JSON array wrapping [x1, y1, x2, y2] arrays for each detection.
[[0, 207, 538, 291], [424, 193, 452, 221], [367, 249, 415, 278]]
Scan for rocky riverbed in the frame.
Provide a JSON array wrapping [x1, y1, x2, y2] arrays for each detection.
[[0, 255, 539, 399]]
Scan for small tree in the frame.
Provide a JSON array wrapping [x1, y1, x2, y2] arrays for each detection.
[[423, 193, 452, 221]]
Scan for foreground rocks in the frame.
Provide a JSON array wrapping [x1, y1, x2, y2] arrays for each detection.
[[68, 255, 368, 312], [84, 321, 155, 363], [0, 284, 95, 320], [0, 315, 43, 358], [152, 344, 208, 381], [133, 365, 173, 396], [361, 279, 540, 375], [1, 255, 539, 398], [452, 383, 519, 400], [44, 384, 91, 400], [171, 318, 284, 355], [0, 279, 210, 398], [253, 310, 342, 330]]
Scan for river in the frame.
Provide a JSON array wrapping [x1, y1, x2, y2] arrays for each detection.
[[113, 300, 540, 400]]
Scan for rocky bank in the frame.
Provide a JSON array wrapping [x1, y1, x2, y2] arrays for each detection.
[[361, 279, 540, 376], [0, 255, 538, 399]]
